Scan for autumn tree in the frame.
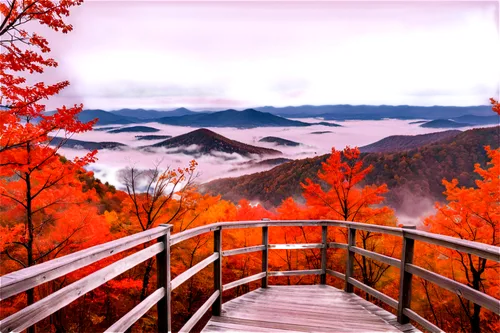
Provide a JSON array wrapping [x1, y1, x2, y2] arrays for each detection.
[[285, 146, 398, 292], [0, 3, 96, 332], [0, 0, 86, 155], [417, 146, 499, 333], [119, 160, 198, 301]]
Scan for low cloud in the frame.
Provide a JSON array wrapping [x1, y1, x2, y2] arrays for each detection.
[[394, 189, 437, 227], [59, 119, 470, 191]]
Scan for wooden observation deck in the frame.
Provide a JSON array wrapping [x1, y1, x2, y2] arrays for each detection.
[[1, 220, 499, 333], [202, 285, 420, 333]]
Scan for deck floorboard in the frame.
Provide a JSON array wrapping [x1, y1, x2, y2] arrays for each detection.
[[202, 285, 421, 332]]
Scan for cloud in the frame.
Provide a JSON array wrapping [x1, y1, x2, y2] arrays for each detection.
[[61, 81, 226, 98], [403, 84, 498, 97], [269, 78, 310, 93], [269, 78, 311, 99]]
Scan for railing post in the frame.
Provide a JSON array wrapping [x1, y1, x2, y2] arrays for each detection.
[[398, 225, 416, 324], [262, 225, 269, 288], [157, 224, 172, 333], [212, 227, 222, 316], [320, 225, 328, 284], [344, 227, 356, 292]]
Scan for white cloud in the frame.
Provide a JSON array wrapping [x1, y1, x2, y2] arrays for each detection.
[[34, 1, 500, 110]]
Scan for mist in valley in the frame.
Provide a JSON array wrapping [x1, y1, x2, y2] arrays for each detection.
[[56, 119, 497, 225], [59, 119, 442, 185]]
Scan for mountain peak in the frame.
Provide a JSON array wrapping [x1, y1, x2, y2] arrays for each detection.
[[187, 128, 220, 138], [149, 128, 281, 157], [171, 107, 191, 112]]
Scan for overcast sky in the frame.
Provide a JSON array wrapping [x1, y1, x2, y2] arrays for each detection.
[[38, 0, 500, 110]]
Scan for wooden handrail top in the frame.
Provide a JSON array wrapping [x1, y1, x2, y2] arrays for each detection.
[[0, 226, 171, 301], [171, 220, 499, 261], [0, 243, 164, 333], [403, 229, 500, 262]]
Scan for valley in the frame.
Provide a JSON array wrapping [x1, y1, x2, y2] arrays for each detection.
[[201, 126, 500, 221], [56, 107, 499, 221]]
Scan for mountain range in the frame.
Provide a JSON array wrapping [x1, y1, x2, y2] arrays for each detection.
[[110, 107, 198, 119], [256, 104, 494, 119], [58, 105, 498, 127], [82, 109, 341, 127], [154, 109, 340, 128]]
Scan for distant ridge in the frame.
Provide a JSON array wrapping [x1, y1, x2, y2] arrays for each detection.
[[110, 108, 198, 119], [360, 130, 461, 153], [74, 109, 137, 125], [147, 128, 281, 157], [49, 137, 127, 150], [259, 137, 301, 147], [156, 109, 339, 128], [135, 135, 172, 141], [256, 104, 493, 119], [418, 115, 499, 128], [108, 126, 160, 133], [164, 107, 199, 117], [419, 119, 470, 128], [48, 106, 496, 126]]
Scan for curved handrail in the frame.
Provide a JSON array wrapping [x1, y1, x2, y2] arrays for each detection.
[[170, 220, 499, 260], [403, 228, 499, 261], [1, 219, 499, 333]]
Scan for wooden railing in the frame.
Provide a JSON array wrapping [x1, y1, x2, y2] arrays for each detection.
[[1, 220, 499, 333]]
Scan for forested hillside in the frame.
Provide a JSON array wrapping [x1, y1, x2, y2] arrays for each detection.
[[359, 130, 461, 153], [202, 126, 500, 216]]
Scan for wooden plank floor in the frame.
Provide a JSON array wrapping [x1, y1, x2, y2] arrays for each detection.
[[202, 285, 421, 332]]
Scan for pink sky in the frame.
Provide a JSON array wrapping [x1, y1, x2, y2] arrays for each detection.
[[33, 1, 500, 110]]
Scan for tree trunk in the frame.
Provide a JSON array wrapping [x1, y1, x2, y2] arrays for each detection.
[[140, 258, 155, 301], [470, 273, 482, 333], [470, 303, 481, 333], [26, 168, 36, 333], [361, 236, 370, 301]]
